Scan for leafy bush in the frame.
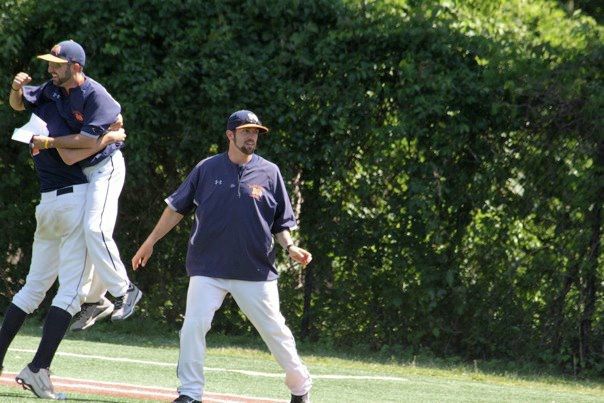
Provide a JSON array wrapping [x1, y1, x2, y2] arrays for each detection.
[[0, 0, 601, 375]]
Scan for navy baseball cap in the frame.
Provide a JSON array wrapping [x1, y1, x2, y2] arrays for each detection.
[[227, 110, 269, 133], [37, 40, 86, 66]]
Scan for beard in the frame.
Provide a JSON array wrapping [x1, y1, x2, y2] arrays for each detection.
[[237, 141, 256, 155], [52, 70, 72, 86], [234, 133, 257, 155]]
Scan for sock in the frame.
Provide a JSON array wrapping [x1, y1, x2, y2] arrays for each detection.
[[0, 303, 28, 367], [29, 306, 72, 371]]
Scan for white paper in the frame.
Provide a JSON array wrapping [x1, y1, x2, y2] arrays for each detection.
[[11, 113, 49, 144], [11, 127, 34, 143]]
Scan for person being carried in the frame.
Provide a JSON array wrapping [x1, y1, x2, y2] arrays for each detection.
[[0, 101, 124, 399], [132, 110, 313, 403], [9, 40, 142, 330]]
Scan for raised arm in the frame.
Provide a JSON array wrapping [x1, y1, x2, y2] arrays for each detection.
[[132, 207, 185, 270], [9, 72, 32, 111]]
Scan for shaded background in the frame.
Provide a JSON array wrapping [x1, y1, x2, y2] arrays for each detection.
[[0, 0, 602, 376]]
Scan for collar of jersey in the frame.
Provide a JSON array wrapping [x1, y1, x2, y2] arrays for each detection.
[[224, 152, 259, 170]]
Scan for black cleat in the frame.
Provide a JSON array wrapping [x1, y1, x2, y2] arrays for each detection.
[[173, 395, 201, 403], [291, 392, 310, 403]]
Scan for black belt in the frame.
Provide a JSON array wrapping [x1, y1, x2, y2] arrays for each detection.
[[56, 186, 74, 196]]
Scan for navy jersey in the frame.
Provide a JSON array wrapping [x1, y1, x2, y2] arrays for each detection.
[[22, 76, 122, 168], [32, 103, 87, 192], [166, 153, 297, 281]]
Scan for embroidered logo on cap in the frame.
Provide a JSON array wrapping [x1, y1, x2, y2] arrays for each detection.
[[51, 44, 61, 56]]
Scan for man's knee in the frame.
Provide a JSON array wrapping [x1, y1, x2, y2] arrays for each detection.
[[182, 315, 213, 335], [84, 217, 101, 236], [256, 312, 290, 338], [84, 222, 114, 246], [12, 287, 46, 314], [51, 293, 81, 316]]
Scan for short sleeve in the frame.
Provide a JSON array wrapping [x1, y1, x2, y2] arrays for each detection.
[[271, 167, 297, 234], [22, 82, 51, 109], [80, 90, 121, 138], [165, 163, 203, 215]]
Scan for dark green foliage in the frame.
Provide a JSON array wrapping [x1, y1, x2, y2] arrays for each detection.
[[0, 0, 601, 375]]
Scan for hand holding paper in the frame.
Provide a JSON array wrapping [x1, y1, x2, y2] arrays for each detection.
[[12, 113, 49, 144]]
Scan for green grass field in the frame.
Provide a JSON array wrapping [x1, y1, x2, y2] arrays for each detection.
[[0, 319, 602, 402]]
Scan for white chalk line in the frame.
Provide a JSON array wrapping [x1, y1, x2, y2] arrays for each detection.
[[9, 348, 408, 382], [0, 371, 285, 402]]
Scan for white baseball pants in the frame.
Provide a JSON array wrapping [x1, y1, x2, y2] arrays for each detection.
[[177, 276, 312, 401], [12, 184, 90, 316], [80, 150, 129, 300]]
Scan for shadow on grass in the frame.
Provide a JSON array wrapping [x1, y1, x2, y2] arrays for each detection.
[[11, 316, 604, 389]]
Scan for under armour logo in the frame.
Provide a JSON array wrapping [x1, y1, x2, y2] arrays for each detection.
[[214, 180, 223, 185]]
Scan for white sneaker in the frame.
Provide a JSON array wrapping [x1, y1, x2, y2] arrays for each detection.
[[111, 284, 142, 321], [15, 366, 56, 399], [70, 296, 114, 331]]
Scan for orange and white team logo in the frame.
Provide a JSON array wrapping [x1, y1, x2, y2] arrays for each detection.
[[72, 111, 84, 122], [249, 184, 264, 200]]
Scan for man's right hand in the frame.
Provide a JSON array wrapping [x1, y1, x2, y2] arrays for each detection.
[[12, 72, 32, 90], [132, 241, 154, 270], [108, 114, 123, 131], [104, 128, 127, 144]]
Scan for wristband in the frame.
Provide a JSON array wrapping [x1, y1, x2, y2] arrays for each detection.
[[44, 138, 50, 149], [11, 86, 19, 91], [286, 244, 295, 252]]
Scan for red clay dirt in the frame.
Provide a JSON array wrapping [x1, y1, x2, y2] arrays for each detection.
[[0, 371, 285, 402]]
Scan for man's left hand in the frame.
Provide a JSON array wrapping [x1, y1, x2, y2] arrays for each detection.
[[31, 135, 49, 149], [288, 246, 312, 267]]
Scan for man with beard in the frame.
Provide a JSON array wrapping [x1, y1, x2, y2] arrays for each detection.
[[0, 101, 124, 398], [131, 110, 313, 403], [9, 40, 142, 330]]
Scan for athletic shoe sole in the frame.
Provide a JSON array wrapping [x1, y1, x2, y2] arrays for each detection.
[[16, 375, 54, 399], [72, 303, 115, 331]]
